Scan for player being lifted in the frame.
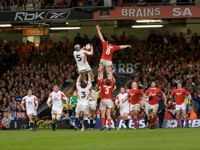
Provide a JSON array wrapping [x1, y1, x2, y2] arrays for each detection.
[[98, 69, 115, 131], [123, 82, 145, 130], [47, 85, 68, 131], [73, 43, 94, 81], [115, 87, 129, 129], [96, 25, 131, 78], [75, 73, 92, 131], [21, 89, 39, 131], [144, 82, 167, 129], [170, 83, 191, 128]]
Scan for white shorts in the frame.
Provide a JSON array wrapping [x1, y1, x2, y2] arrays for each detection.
[[76, 103, 89, 115], [176, 102, 186, 111], [89, 100, 96, 111], [100, 99, 113, 110], [100, 59, 113, 67], [120, 107, 129, 117], [26, 109, 37, 116], [147, 104, 158, 112], [78, 64, 92, 73], [51, 108, 63, 115], [130, 104, 140, 111]]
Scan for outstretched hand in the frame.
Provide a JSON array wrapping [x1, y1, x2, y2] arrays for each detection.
[[96, 25, 101, 31]]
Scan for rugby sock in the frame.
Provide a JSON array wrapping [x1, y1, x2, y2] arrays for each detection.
[[75, 117, 79, 127], [184, 116, 188, 126], [101, 117, 105, 127], [125, 119, 129, 128], [108, 118, 111, 128], [133, 119, 138, 128], [176, 118, 180, 126], [30, 122, 34, 129], [52, 122, 56, 131], [83, 118, 89, 129], [90, 119, 94, 128]]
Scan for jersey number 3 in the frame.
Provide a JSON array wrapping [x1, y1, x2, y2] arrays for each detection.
[[81, 91, 86, 98]]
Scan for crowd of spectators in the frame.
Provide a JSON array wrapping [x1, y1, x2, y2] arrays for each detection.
[[0, 0, 104, 10], [0, 0, 199, 11]]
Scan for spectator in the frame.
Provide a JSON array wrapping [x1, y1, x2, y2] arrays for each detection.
[[2, 112, 11, 129]]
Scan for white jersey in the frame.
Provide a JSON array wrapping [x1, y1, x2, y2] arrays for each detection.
[[47, 91, 68, 111], [22, 95, 38, 110], [89, 89, 96, 100], [76, 82, 91, 105], [115, 93, 129, 108], [73, 50, 92, 72]]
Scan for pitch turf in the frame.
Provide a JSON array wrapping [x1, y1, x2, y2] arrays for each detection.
[[0, 128, 200, 150]]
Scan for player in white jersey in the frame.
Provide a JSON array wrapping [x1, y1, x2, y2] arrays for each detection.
[[115, 87, 129, 129], [47, 85, 68, 131], [89, 85, 97, 129], [21, 90, 38, 130], [73, 43, 94, 81], [74, 73, 92, 131]]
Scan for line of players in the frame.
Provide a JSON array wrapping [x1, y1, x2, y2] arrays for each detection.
[[20, 24, 191, 131]]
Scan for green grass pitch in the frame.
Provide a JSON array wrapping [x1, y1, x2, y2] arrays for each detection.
[[0, 128, 200, 150]]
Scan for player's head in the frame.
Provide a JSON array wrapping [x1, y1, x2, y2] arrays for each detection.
[[105, 79, 111, 86], [73, 91, 77, 97], [132, 81, 138, 89], [151, 81, 156, 88], [120, 87, 125, 94], [80, 81, 87, 88], [27, 89, 32, 96], [107, 38, 114, 45], [53, 85, 59, 92], [74, 44, 81, 51], [177, 83, 182, 89]]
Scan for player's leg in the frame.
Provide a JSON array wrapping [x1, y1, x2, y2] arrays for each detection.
[[83, 114, 89, 131], [106, 108, 112, 130], [106, 66, 113, 79], [111, 107, 117, 129], [90, 110, 96, 129], [75, 111, 80, 130], [152, 106, 158, 129], [176, 105, 181, 128], [28, 114, 34, 130], [51, 113, 56, 131], [123, 112, 129, 129], [100, 100, 106, 130], [148, 108, 154, 129]]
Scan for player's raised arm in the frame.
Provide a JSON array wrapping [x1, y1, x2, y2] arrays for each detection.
[[90, 44, 94, 55], [88, 72, 91, 83], [120, 45, 132, 49], [96, 25, 104, 41]]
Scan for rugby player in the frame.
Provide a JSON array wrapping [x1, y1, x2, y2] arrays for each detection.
[[96, 25, 131, 79], [75, 73, 92, 131], [144, 82, 167, 129], [170, 83, 191, 128], [21, 89, 38, 131], [115, 87, 129, 129], [47, 85, 68, 131], [123, 82, 145, 130]]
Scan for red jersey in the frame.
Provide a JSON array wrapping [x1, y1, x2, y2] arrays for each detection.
[[127, 88, 144, 104], [101, 39, 120, 61], [170, 89, 189, 105], [145, 88, 164, 105], [98, 78, 114, 100]]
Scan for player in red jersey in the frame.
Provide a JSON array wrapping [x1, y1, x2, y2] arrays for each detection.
[[123, 82, 145, 130], [144, 82, 167, 129], [170, 83, 191, 128], [98, 69, 115, 130], [96, 25, 131, 78]]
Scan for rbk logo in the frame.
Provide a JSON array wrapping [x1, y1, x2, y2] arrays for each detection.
[[45, 11, 70, 20], [14, 11, 71, 21]]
